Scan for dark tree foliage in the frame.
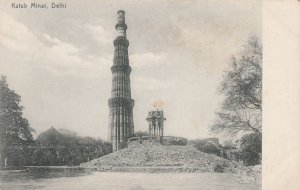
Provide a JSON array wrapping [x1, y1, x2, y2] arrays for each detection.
[[31, 127, 112, 166], [189, 138, 223, 157], [240, 132, 261, 166], [0, 76, 34, 166], [196, 142, 221, 156]]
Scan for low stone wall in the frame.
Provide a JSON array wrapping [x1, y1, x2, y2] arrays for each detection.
[[128, 136, 187, 148], [162, 136, 187, 146]]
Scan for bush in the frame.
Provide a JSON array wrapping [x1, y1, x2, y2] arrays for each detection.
[[214, 164, 224, 173], [194, 142, 222, 156], [240, 133, 262, 166]]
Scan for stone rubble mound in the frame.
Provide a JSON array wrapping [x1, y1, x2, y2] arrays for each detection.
[[81, 145, 236, 172]]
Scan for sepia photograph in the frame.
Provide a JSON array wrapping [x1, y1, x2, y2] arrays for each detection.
[[0, 0, 265, 189]]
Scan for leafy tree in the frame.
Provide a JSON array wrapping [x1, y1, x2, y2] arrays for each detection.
[[210, 36, 262, 165], [0, 76, 34, 166], [211, 36, 262, 137], [31, 127, 112, 166]]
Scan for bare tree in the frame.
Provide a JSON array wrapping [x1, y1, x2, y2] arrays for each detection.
[[211, 36, 262, 137]]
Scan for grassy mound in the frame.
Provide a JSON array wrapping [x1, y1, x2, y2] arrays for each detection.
[[81, 145, 236, 172]]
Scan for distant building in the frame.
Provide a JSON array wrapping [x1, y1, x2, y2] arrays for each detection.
[[128, 109, 187, 147], [108, 10, 134, 152], [146, 110, 166, 138]]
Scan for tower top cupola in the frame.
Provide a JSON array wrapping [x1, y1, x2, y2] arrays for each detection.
[[115, 10, 127, 37]]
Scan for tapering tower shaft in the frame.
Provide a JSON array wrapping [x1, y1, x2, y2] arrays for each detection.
[[108, 10, 134, 152]]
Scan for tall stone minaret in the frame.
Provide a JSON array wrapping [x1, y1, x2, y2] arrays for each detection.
[[108, 10, 134, 152]]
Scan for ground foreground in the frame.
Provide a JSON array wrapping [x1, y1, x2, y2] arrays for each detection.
[[0, 170, 261, 190], [81, 145, 236, 172]]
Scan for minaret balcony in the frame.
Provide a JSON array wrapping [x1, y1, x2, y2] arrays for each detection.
[[111, 64, 131, 73], [115, 23, 127, 30], [113, 36, 129, 47]]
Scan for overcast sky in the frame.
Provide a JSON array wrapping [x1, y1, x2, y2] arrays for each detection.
[[0, 0, 261, 140]]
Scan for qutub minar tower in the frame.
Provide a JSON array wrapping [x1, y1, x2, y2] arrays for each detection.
[[108, 10, 134, 152]]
